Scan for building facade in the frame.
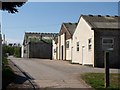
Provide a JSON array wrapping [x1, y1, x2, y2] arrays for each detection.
[[22, 32, 57, 59], [52, 23, 77, 60], [72, 15, 120, 68]]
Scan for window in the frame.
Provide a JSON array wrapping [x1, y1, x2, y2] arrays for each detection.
[[88, 38, 92, 50], [24, 50, 26, 53], [77, 42, 79, 51], [66, 41, 69, 48], [102, 38, 114, 51], [54, 49, 56, 53]]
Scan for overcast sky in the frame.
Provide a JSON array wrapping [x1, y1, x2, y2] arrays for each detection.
[[2, 2, 118, 44]]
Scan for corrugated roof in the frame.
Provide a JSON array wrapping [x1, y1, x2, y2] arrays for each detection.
[[63, 23, 77, 35], [81, 15, 120, 30]]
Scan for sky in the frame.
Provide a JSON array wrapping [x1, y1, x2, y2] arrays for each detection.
[[2, 2, 118, 44]]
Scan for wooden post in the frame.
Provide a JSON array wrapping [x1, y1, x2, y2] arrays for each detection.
[[104, 51, 110, 88]]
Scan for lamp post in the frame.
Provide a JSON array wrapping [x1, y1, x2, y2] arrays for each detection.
[[0, 34, 1, 90]]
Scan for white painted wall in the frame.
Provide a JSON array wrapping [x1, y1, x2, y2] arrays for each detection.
[[72, 17, 94, 66], [60, 33, 66, 60], [66, 39, 72, 60], [57, 36, 60, 60], [21, 45, 24, 58], [52, 40, 57, 60]]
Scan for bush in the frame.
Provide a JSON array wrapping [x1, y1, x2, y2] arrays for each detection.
[[14, 47, 21, 58], [2, 45, 14, 56], [2, 45, 21, 58]]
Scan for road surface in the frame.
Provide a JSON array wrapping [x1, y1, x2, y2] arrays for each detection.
[[8, 56, 119, 89]]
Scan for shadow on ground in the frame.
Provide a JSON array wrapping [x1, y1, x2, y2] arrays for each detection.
[[2, 70, 29, 90]]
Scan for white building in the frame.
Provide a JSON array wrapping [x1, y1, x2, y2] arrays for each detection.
[[53, 23, 77, 60], [72, 15, 120, 68]]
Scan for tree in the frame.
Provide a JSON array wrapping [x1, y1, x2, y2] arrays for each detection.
[[0, 1, 27, 13], [14, 47, 21, 58], [0, 1, 27, 89]]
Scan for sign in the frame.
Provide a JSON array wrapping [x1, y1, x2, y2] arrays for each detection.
[[102, 38, 114, 51]]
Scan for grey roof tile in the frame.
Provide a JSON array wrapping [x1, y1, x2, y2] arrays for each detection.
[[63, 23, 77, 35], [81, 15, 120, 30]]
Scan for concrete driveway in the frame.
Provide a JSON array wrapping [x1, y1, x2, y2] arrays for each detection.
[[8, 56, 119, 89]]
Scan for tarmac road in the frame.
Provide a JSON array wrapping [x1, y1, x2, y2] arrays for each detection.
[[8, 56, 119, 89]]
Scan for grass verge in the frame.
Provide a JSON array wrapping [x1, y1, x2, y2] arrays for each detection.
[[2, 57, 15, 89], [81, 73, 120, 89]]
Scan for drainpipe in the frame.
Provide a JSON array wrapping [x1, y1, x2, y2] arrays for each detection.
[[64, 33, 66, 60], [82, 46, 85, 65]]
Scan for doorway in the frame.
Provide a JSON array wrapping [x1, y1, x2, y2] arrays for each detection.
[[61, 45, 63, 60]]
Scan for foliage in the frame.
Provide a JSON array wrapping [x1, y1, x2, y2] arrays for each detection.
[[42, 39, 52, 44], [2, 66, 14, 79], [2, 46, 15, 89], [1, 1, 27, 13], [14, 47, 21, 58], [81, 73, 120, 89], [2, 45, 14, 57], [2, 65, 15, 89], [2, 45, 21, 58], [2, 56, 8, 66], [29, 38, 52, 44]]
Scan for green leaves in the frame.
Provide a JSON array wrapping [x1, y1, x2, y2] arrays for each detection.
[[1, 1, 27, 13]]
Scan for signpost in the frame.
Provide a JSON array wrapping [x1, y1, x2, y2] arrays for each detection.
[[102, 38, 114, 88], [104, 51, 109, 88]]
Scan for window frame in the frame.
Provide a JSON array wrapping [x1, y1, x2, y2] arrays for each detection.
[[66, 41, 69, 49], [54, 49, 56, 53], [76, 41, 79, 51], [88, 38, 92, 50]]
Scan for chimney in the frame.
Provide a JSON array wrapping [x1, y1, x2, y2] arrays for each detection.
[[89, 14, 93, 17], [115, 15, 118, 17], [69, 22, 72, 25], [98, 15, 102, 17], [106, 15, 110, 17]]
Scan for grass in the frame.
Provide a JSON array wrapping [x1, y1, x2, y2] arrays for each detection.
[[2, 56, 8, 65], [81, 73, 120, 89]]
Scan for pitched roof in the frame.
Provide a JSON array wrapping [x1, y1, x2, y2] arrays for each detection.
[[23, 32, 58, 45], [81, 15, 120, 30], [63, 23, 77, 35], [25, 32, 57, 38]]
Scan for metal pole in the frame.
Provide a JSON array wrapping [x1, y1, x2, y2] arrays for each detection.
[[104, 51, 110, 88], [0, 33, 2, 90]]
